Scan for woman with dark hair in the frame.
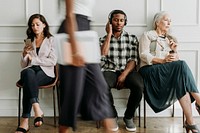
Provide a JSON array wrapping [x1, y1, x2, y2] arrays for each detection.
[[15, 14, 57, 133], [139, 11, 200, 133], [26, 14, 52, 41]]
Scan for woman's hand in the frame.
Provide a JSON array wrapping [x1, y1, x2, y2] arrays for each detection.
[[169, 39, 178, 51], [72, 53, 85, 67], [164, 52, 179, 63], [27, 54, 32, 61], [23, 44, 33, 57]]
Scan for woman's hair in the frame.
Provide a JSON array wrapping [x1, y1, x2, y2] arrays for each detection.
[[26, 14, 52, 41], [152, 11, 177, 42], [152, 11, 169, 30]]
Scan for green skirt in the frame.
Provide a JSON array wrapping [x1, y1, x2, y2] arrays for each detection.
[[139, 60, 198, 113]]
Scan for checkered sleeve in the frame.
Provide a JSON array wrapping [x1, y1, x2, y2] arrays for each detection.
[[128, 35, 139, 65], [99, 36, 106, 46], [99, 36, 107, 69]]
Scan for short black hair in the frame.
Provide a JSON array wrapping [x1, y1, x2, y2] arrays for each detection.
[[108, 10, 127, 25]]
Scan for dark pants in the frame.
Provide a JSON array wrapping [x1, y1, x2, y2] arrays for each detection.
[[20, 66, 53, 118], [58, 14, 115, 131], [103, 70, 144, 119], [59, 64, 115, 130]]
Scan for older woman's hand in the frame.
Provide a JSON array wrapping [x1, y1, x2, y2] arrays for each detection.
[[169, 39, 178, 51], [164, 52, 179, 63]]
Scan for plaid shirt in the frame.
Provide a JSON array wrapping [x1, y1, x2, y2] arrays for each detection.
[[99, 30, 139, 71]]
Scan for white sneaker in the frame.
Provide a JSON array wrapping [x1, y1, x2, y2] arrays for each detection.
[[110, 118, 119, 132]]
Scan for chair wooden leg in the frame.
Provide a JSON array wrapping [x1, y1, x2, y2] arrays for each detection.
[[138, 104, 141, 127], [53, 87, 56, 127], [172, 104, 174, 117], [18, 87, 21, 127], [183, 111, 185, 127], [56, 84, 60, 117], [172, 104, 185, 128], [96, 121, 101, 128], [144, 97, 146, 128], [142, 96, 184, 128]]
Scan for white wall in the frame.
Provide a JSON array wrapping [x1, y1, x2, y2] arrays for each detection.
[[0, 0, 200, 117]]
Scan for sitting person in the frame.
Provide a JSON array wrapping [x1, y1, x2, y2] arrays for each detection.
[[139, 11, 200, 133], [15, 14, 57, 133], [99, 9, 144, 132]]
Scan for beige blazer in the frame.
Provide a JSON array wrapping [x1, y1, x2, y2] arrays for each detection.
[[21, 37, 57, 78]]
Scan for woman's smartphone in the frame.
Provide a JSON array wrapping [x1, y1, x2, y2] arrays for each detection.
[[24, 39, 32, 45]]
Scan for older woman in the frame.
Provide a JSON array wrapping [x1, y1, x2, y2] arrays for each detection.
[[139, 11, 200, 133]]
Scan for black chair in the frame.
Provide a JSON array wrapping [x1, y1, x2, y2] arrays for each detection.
[[140, 94, 184, 128], [16, 65, 60, 127]]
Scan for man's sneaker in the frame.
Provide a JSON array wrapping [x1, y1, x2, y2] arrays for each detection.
[[123, 117, 136, 132], [110, 118, 119, 132]]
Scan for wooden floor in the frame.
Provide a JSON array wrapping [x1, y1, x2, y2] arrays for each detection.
[[2, 117, 199, 133]]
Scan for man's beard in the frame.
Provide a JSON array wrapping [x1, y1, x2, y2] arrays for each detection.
[[113, 28, 122, 33]]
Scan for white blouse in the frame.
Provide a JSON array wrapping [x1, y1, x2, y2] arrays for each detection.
[[139, 30, 175, 68], [74, 0, 95, 17]]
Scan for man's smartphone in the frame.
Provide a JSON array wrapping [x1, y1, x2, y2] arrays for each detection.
[[24, 39, 32, 45]]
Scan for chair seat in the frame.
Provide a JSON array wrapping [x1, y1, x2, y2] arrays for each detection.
[[16, 65, 60, 127], [16, 79, 57, 89]]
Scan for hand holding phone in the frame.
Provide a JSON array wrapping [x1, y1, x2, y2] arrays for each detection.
[[23, 39, 33, 56], [24, 39, 32, 45], [167, 50, 178, 62]]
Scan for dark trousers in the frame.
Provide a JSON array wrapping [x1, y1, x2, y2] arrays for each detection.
[[59, 64, 115, 130], [58, 14, 115, 131], [20, 66, 53, 118], [103, 70, 144, 119]]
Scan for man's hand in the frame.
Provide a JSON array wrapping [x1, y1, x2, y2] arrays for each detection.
[[116, 72, 127, 90], [105, 21, 112, 35]]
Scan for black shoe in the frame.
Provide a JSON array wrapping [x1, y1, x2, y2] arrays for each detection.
[[34, 114, 44, 127], [16, 127, 29, 133]]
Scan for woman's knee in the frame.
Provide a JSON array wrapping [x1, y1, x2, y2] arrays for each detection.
[[21, 68, 35, 78]]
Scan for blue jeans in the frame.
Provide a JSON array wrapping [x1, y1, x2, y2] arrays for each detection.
[[20, 66, 53, 118]]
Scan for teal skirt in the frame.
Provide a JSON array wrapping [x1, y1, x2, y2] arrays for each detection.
[[139, 60, 198, 113]]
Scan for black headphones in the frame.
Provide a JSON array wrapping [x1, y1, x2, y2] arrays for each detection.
[[108, 10, 127, 25]]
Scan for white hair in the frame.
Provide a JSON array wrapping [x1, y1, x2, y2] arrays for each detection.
[[152, 11, 177, 42], [152, 11, 169, 30]]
